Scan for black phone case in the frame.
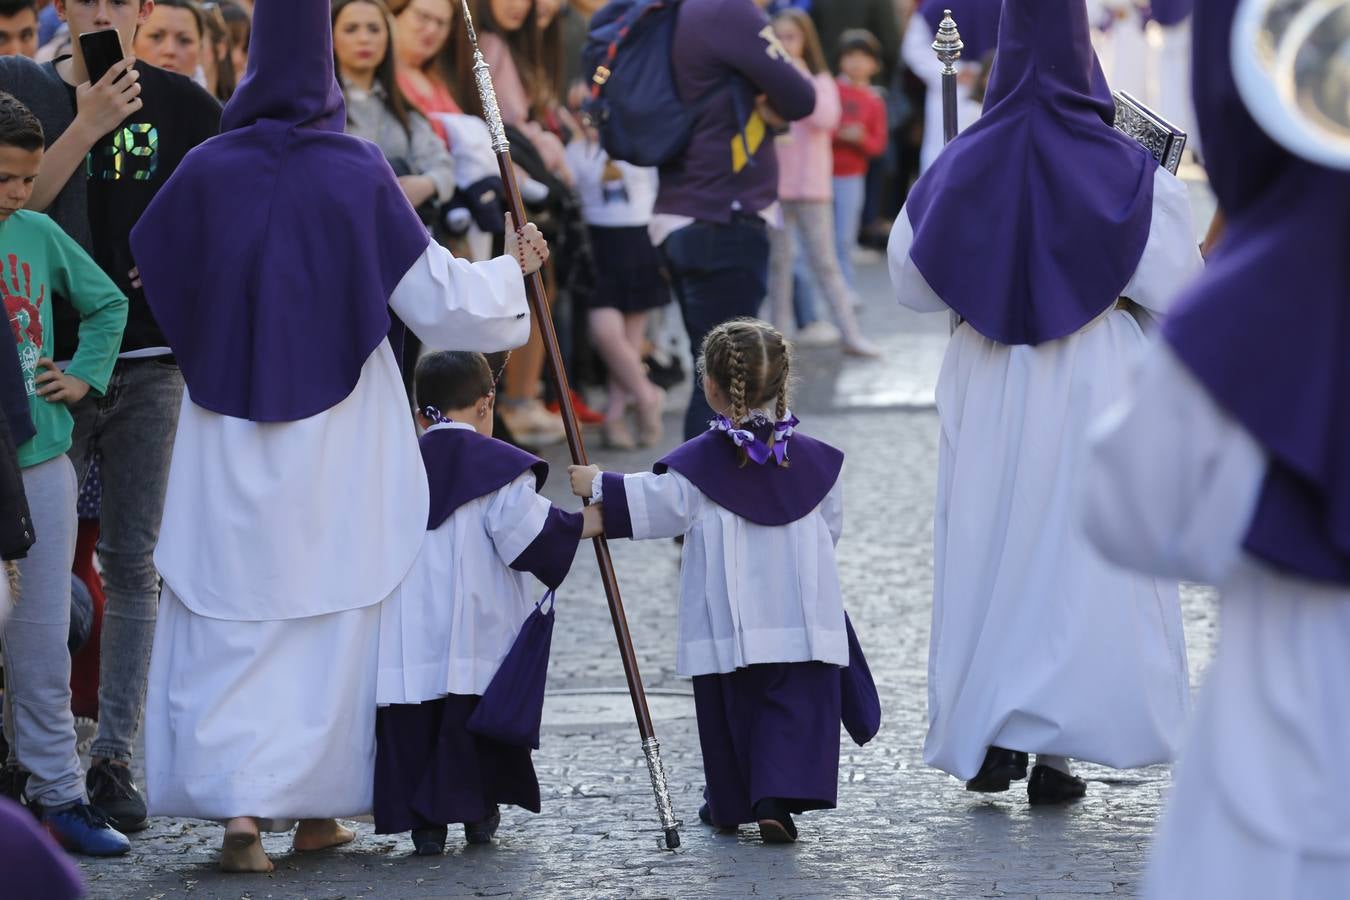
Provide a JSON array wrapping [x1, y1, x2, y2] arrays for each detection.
[[79, 29, 124, 84]]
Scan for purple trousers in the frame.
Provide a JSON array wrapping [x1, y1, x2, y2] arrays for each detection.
[[693, 661, 841, 827], [374, 695, 540, 834]]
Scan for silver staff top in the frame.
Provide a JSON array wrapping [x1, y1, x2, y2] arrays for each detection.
[[933, 10, 964, 77], [461, 0, 511, 155]]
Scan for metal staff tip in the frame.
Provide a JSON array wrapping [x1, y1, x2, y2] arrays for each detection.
[[933, 10, 964, 76]]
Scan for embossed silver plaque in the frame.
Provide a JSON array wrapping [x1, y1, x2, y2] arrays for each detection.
[[1113, 90, 1188, 173]]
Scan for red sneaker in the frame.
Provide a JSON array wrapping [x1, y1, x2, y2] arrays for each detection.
[[548, 390, 605, 425]]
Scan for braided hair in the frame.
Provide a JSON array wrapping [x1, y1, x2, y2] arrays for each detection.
[[698, 318, 793, 467]]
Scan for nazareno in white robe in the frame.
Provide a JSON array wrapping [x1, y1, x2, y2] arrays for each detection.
[[888, 165, 1202, 780], [143, 245, 529, 821], [1084, 342, 1350, 899], [901, 14, 984, 174]]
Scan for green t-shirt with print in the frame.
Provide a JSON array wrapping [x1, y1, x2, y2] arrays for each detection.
[[0, 210, 128, 468]]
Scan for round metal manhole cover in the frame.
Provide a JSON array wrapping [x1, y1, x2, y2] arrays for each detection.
[[542, 689, 694, 727]]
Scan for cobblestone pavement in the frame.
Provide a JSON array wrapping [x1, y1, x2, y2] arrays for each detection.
[[74, 256, 1219, 899]]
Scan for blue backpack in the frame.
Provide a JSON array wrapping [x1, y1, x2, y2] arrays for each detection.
[[581, 0, 701, 167]]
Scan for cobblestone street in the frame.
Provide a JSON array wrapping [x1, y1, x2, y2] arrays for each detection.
[[77, 256, 1219, 899]]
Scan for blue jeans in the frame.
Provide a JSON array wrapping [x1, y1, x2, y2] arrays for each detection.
[[792, 233, 820, 329], [661, 218, 770, 439], [68, 358, 184, 764], [832, 175, 867, 291]]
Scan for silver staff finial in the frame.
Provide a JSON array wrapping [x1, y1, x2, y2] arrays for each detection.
[[933, 9, 964, 77], [460, 0, 510, 153]]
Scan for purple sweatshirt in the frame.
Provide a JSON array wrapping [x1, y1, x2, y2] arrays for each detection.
[[655, 0, 817, 222]]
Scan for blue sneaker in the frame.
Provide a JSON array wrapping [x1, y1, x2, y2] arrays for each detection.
[[42, 801, 131, 856]]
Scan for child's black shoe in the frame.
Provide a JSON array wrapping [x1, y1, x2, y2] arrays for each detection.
[[698, 802, 737, 834], [1027, 765, 1087, 806], [752, 798, 797, 843], [464, 806, 501, 845], [411, 825, 447, 856], [965, 746, 1029, 793]]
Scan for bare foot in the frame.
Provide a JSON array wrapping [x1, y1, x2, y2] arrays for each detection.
[[220, 817, 274, 873], [293, 818, 355, 852]]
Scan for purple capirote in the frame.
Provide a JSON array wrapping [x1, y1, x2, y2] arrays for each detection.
[[694, 661, 841, 827], [1161, 0, 1350, 583], [0, 798, 83, 899], [917, 0, 1003, 60], [129, 0, 430, 423], [904, 0, 1157, 346]]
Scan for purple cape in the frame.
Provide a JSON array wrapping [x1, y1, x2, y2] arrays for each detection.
[[918, 0, 1003, 61], [420, 426, 548, 530], [653, 425, 843, 527], [0, 798, 83, 899], [905, 0, 1156, 346], [1161, 0, 1350, 583], [1148, 0, 1193, 27], [128, 0, 430, 422]]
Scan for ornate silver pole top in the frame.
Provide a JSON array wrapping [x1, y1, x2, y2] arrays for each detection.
[[460, 0, 511, 154], [932, 9, 964, 77]]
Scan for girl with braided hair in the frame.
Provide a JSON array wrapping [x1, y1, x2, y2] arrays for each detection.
[[569, 318, 876, 843]]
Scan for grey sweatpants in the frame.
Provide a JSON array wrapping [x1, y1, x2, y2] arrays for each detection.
[[1, 454, 83, 810]]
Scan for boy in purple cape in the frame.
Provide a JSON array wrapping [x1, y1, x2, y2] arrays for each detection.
[[569, 318, 853, 843], [374, 351, 601, 856], [1083, 0, 1350, 893], [889, 0, 1201, 803], [128, 0, 548, 874]]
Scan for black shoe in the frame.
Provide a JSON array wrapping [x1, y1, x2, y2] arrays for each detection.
[[1027, 765, 1087, 806], [464, 806, 500, 845], [411, 825, 448, 856], [0, 764, 33, 817], [86, 760, 148, 833], [965, 746, 1030, 793], [698, 802, 737, 834], [752, 798, 798, 843]]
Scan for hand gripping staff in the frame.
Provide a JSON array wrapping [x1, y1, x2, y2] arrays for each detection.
[[458, 0, 682, 851]]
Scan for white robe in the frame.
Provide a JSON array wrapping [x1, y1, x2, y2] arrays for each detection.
[[887, 166, 1202, 780], [1099, 1, 1158, 107], [377, 422, 557, 705], [1084, 343, 1350, 900], [608, 469, 848, 677], [901, 15, 983, 173], [144, 245, 529, 821]]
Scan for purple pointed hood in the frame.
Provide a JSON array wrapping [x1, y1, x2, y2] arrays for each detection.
[[917, 0, 1002, 61], [1162, 0, 1350, 582], [1147, 0, 1193, 27], [129, 0, 430, 422], [903, 0, 1156, 346]]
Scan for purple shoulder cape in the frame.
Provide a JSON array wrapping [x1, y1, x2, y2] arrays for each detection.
[[1162, 0, 1350, 583], [653, 425, 843, 526], [1148, 0, 1193, 26], [904, 0, 1155, 346], [420, 426, 548, 530], [129, 0, 429, 422]]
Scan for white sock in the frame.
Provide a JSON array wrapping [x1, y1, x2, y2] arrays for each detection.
[[1036, 754, 1072, 775]]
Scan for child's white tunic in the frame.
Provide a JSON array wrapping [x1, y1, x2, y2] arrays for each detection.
[[888, 167, 1202, 780], [610, 470, 848, 676], [144, 245, 529, 821], [1084, 343, 1350, 900], [377, 422, 557, 706]]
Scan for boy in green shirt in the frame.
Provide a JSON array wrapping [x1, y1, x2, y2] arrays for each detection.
[[0, 90, 128, 856]]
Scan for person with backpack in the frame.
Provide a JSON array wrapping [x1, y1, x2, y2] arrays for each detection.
[[585, 0, 816, 440]]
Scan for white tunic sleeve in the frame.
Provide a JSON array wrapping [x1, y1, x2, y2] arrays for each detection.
[[389, 242, 531, 353], [886, 210, 949, 314], [901, 16, 943, 88], [623, 471, 705, 541], [1082, 340, 1267, 584], [1118, 167, 1204, 319], [821, 478, 844, 548], [484, 473, 551, 565]]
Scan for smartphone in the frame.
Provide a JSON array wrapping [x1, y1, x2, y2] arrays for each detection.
[[79, 29, 125, 85]]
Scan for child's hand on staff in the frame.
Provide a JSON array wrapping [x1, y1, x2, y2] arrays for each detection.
[[506, 213, 550, 276], [569, 464, 600, 499]]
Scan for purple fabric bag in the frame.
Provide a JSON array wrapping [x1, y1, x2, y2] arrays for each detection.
[[840, 613, 881, 746], [467, 591, 556, 750]]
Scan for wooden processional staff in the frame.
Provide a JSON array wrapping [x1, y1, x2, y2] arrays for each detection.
[[457, 0, 682, 851]]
